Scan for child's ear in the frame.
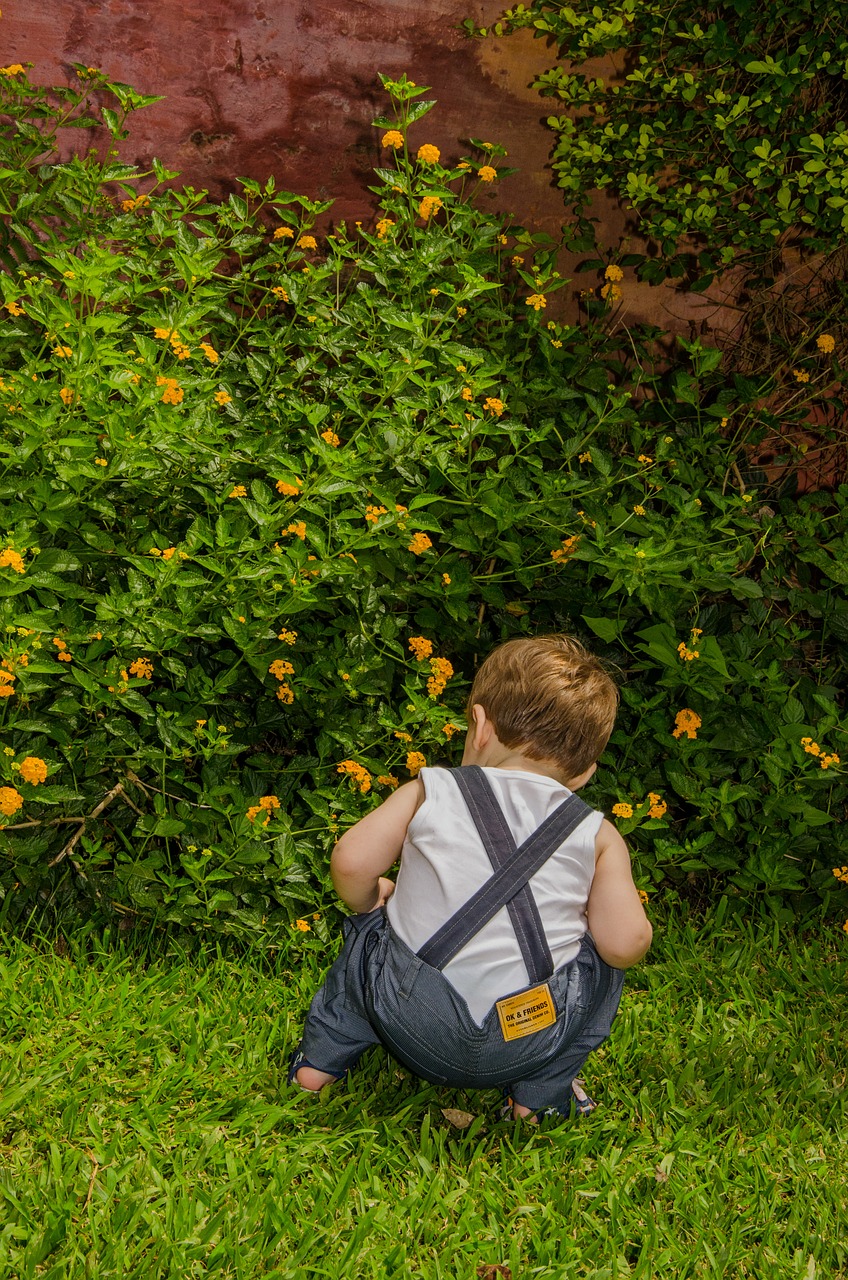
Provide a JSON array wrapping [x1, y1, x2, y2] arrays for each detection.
[[471, 703, 492, 750]]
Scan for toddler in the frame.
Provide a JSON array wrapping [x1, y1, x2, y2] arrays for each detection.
[[291, 635, 652, 1119]]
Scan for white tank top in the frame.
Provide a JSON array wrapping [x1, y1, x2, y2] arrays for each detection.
[[385, 766, 602, 1024]]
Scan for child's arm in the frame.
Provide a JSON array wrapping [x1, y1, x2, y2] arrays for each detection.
[[331, 779, 425, 914], [586, 819, 653, 969]]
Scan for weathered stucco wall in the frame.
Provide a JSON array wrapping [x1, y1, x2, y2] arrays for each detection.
[[3, 1, 719, 330]]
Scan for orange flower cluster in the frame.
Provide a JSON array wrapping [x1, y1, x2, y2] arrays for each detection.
[[229, 485, 247, 498], [53, 636, 73, 663], [417, 144, 440, 163], [276, 479, 301, 497], [442, 723, 460, 739], [377, 774, 400, 789], [157, 375, 183, 405], [551, 535, 580, 562], [321, 428, 340, 446], [484, 397, 504, 416], [526, 294, 547, 311], [408, 636, 434, 662], [832, 866, 848, 885], [60, 387, 75, 406], [427, 656, 454, 699], [292, 918, 311, 932], [215, 390, 231, 405], [419, 196, 443, 221], [677, 640, 700, 662], [382, 130, 404, 149], [408, 532, 432, 555], [673, 709, 701, 740], [365, 505, 388, 523], [647, 792, 667, 819], [5, 300, 25, 316], [817, 333, 835, 354], [612, 802, 633, 819], [19, 756, 47, 785], [269, 659, 294, 680], [284, 521, 306, 540], [271, 286, 289, 302], [277, 629, 297, 645], [478, 165, 497, 182], [0, 663, 16, 698], [298, 235, 317, 250], [801, 737, 840, 769], [0, 786, 23, 817], [376, 218, 395, 240], [247, 795, 280, 826], [406, 751, 426, 776], [274, 226, 294, 239], [337, 759, 372, 793], [0, 548, 25, 574], [129, 657, 154, 679]]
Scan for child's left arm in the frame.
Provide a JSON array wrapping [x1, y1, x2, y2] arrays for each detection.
[[330, 779, 424, 914]]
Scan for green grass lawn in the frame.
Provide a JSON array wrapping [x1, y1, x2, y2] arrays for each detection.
[[1, 911, 845, 1279]]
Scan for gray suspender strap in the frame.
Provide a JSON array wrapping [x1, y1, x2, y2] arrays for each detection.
[[452, 765, 555, 984], [416, 769, 593, 973]]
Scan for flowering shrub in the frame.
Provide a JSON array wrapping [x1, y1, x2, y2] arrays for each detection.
[[0, 69, 845, 935]]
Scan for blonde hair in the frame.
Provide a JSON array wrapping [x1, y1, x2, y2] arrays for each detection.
[[467, 634, 618, 777]]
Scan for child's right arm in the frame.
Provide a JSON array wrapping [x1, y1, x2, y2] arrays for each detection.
[[586, 819, 653, 969], [330, 779, 424, 914]]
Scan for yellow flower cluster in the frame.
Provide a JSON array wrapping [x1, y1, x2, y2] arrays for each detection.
[[677, 639, 700, 661], [0, 65, 26, 77], [276, 479, 301, 497], [417, 144, 440, 164], [321, 428, 340, 447], [673, 708, 702, 740], [395, 730, 412, 742], [406, 751, 426, 776], [611, 802, 633, 819], [60, 387, 75, 406], [272, 286, 289, 301], [19, 756, 47, 785], [277, 684, 294, 704], [647, 792, 667, 819], [5, 300, 25, 316], [121, 195, 149, 213], [551, 534, 580, 563], [793, 369, 810, 383], [337, 759, 372, 793], [427, 656, 454, 699], [604, 264, 624, 282], [382, 130, 404, 149], [408, 636, 434, 662], [292, 918, 311, 932], [365, 504, 387, 524], [442, 723, 460, 739], [478, 165, 497, 182], [408, 532, 432, 555], [600, 283, 622, 303], [0, 548, 25, 574], [376, 218, 395, 240], [377, 774, 399, 789], [801, 738, 840, 769], [526, 294, 546, 311], [817, 333, 835, 354], [247, 794, 280, 826], [284, 521, 306, 540], [419, 196, 442, 221], [579, 452, 592, 463], [129, 657, 154, 679], [484, 397, 504, 416], [229, 484, 247, 498], [215, 390, 231, 405], [0, 786, 23, 817], [274, 226, 294, 239], [53, 345, 73, 359], [278, 629, 297, 645], [833, 866, 848, 885], [298, 235, 317, 250]]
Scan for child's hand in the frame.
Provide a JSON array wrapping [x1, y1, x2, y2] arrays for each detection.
[[375, 877, 396, 908]]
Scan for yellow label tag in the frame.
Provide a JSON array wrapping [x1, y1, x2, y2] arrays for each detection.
[[495, 982, 557, 1042]]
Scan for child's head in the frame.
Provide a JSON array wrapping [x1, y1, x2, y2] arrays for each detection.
[[466, 634, 618, 778]]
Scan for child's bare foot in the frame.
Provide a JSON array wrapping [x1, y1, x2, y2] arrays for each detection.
[[295, 1064, 340, 1091]]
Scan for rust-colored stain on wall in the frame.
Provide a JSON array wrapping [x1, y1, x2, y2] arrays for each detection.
[[3, 1, 721, 330]]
